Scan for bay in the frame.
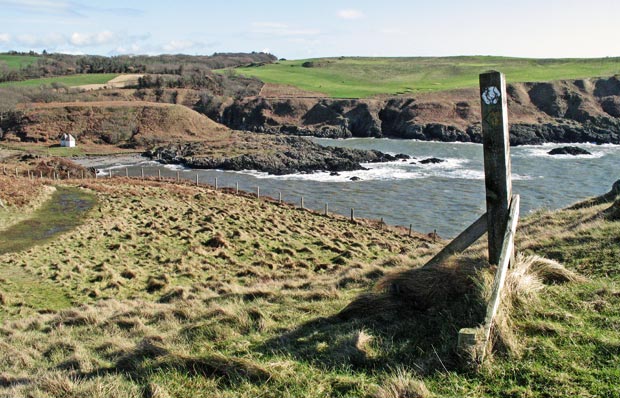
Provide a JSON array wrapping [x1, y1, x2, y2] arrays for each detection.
[[84, 139, 620, 238]]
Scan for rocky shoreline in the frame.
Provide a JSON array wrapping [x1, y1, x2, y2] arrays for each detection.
[[146, 136, 410, 175], [207, 77, 620, 146]]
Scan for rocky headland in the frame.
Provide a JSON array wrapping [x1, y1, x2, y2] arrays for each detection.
[[209, 76, 620, 145]]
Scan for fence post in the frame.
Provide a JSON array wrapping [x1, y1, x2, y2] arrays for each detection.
[[141, 167, 145, 180], [15, 168, 18, 178], [236, 182, 239, 194], [40, 170, 43, 179], [126, 168, 129, 178], [158, 169, 161, 181], [215, 177, 218, 190], [300, 196, 304, 209], [409, 224, 412, 237], [480, 71, 512, 265], [109, 169, 112, 179], [257, 186, 260, 199], [350, 208, 354, 222], [196, 174, 199, 186], [324, 203, 328, 216], [278, 191, 282, 204]]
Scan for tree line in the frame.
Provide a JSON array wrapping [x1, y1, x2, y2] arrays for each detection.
[[0, 51, 277, 83]]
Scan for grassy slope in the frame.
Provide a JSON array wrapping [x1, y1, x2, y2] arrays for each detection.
[[0, 54, 39, 70], [230, 56, 620, 98], [0, 73, 119, 87], [0, 175, 618, 397]]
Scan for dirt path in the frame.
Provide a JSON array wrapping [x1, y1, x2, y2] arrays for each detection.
[[0, 187, 97, 315]]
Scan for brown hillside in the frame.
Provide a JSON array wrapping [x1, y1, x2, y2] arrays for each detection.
[[8, 101, 229, 148]]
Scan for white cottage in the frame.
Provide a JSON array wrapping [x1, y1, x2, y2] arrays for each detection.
[[60, 133, 76, 148]]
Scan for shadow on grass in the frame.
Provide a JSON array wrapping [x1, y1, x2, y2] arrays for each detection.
[[261, 261, 488, 375]]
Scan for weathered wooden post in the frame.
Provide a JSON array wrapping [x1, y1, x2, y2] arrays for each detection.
[[236, 182, 239, 194], [300, 196, 304, 209], [278, 191, 282, 203], [40, 170, 43, 179], [81, 170, 84, 179], [126, 168, 129, 178], [15, 168, 18, 178], [158, 169, 161, 181], [109, 169, 112, 179], [409, 224, 412, 237], [196, 174, 199, 186], [176, 171, 180, 182], [214, 177, 218, 190], [256, 186, 260, 199], [350, 208, 355, 222], [141, 167, 145, 180], [480, 71, 512, 265], [324, 203, 329, 216]]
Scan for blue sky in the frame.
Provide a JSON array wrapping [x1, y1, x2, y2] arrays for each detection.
[[1, 0, 619, 59]]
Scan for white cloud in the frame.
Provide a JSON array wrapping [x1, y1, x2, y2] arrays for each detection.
[[337, 9, 364, 20], [70, 31, 115, 46], [0, 33, 10, 43], [15, 32, 65, 47], [162, 40, 199, 53]]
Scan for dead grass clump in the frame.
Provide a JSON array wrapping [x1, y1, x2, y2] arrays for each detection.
[[38, 372, 75, 397], [146, 275, 170, 293], [145, 382, 172, 398], [375, 262, 480, 310], [155, 353, 273, 384], [603, 199, 620, 220], [492, 253, 586, 357], [158, 286, 192, 303], [372, 367, 431, 398], [51, 308, 101, 327], [0, 291, 8, 306], [527, 255, 587, 284], [204, 233, 229, 249], [115, 336, 169, 372]]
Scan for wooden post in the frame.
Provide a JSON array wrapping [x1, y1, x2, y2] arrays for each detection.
[[176, 171, 180, 182], [158, 169, 161, 181], [300, 196, 304, 209], [350, 208, 354, 222], [141, 167, 145, 180], [109, 169, 112, 179], [67, 171, 70, 179], [409, 224, 412, 237], [40, 171, 43, 179], [81, 170, 84, 179], [278, 191, 282, 203], [214, 177, 218, 190], [480, 71, 512, 265], [324, 203, 328, 216], [256, 186, 260, 199], [126, 168, 129, 178], [15, 168, 18, 177], [196, 174, 199, 186], [236, 182, 239, 194]]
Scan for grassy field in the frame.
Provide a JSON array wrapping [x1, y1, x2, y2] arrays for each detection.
[[0, 54, 40, 70], [228, 56, 620, 98], [0, 172, 618, 397], [0, 73, 119, 87]]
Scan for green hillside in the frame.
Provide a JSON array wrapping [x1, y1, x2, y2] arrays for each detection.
[[229, 56, 620, 98], [0, 54, 39, 70], [0, 73, 119, 87]]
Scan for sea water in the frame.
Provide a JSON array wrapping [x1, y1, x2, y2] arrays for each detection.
[[91, 139, 620, 238]]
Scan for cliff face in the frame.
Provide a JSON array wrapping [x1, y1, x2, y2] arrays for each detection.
[[216, 76, 620, 145]]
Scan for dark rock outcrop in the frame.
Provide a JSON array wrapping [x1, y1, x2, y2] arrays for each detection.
[[548, 146, 592, 156], [147, 136, 399, 175], [207, 76, 620, 146]]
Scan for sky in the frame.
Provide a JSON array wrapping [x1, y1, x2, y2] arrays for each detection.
[[1, 0, 619, 59]]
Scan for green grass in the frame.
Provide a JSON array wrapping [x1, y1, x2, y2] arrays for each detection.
[[0, 54, 39, 70], [227, 56, 620, 98], [0, 73, 119, 87], [0, 176, 618, 397]]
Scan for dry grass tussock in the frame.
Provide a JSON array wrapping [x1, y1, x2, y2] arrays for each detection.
[[491, 253, 587, 358], [372, 367, 431, 398]]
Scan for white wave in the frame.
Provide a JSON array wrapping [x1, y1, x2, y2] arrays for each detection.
[[163, 163, 190, 171], [226, 157, 526, 182]]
